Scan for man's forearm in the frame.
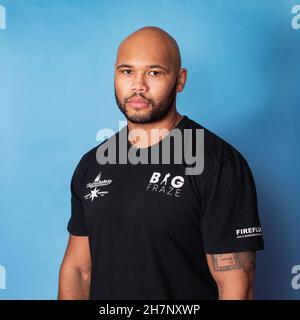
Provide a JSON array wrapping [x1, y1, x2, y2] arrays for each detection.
[[207, 251, 256, 300], [218, 284, 254, 300], [58, 266, 91, 300]]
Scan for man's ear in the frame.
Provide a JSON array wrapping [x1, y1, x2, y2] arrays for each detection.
[[176, 68, 187, 93]]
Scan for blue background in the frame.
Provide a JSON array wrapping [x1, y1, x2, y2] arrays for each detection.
[[0, 0, 299, 299]]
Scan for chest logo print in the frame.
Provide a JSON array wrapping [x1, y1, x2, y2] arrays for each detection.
[[84, 171, 112, 201], [146, 172, 185, 198]]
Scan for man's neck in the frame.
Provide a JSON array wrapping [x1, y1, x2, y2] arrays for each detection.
[[127, 110, 183, 149]]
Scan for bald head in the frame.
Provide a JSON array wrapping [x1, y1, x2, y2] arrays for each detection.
[[116, 26, 181, 73]]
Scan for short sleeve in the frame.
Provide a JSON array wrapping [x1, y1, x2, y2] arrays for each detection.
[[67, 157, 89, 236], [200, 155, 264, 254]]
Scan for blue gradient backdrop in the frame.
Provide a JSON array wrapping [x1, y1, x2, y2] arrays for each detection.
[[0, 0, 299, 299]]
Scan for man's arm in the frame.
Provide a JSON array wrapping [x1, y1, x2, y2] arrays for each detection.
[[58, 235, 91, 300], [206, 251, 256, 300]]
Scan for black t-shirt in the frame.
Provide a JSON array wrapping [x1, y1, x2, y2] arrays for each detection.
[[67, 115, 264, 300]]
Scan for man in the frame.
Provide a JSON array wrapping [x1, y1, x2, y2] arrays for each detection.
[[58, 26, 264, 300]]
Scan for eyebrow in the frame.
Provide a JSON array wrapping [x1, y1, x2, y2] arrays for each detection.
[[116, 64, 169, 72]]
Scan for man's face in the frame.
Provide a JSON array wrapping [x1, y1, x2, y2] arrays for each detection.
[[114, 38, 179, 124]]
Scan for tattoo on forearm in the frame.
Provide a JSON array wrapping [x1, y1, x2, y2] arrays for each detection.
[[210, 251, 256, 273]]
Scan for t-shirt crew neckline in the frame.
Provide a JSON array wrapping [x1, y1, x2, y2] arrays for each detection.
[[126, 115, 189, 151]]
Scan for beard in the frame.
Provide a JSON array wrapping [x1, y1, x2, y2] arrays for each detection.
[[114, 78, 178, 124]]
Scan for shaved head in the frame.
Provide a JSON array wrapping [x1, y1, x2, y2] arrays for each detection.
[[114, 26, 186, 124], [117, 26, 182, 74]]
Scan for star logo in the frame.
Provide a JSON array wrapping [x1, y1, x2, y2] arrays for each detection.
[[84, 187, 100, 201]]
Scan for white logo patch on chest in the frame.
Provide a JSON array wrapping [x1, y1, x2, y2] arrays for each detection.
[[146, 172, 185, 198], [84, 171, 112, 201]]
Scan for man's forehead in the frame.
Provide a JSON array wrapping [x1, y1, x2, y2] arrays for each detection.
[[115, 57, 171, 68], [116, 47, 173, 69]]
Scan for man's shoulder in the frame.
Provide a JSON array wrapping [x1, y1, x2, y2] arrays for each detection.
[[76, 129, 121, 168], [185, 116, 249, 172]]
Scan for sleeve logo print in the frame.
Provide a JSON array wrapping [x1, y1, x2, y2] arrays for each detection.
[[236, 226, 262, 239], [84, 171, 112, 201]]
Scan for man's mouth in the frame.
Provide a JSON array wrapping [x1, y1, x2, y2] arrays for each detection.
[[127, 97, 150, 109]]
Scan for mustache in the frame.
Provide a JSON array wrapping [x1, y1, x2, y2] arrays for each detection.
[[125, 93, 152, 104]]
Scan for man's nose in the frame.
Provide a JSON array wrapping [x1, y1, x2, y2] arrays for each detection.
[[131, 74, 148, 93]]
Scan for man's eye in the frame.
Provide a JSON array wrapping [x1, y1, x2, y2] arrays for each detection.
[[122, 69, 132, 74], [149, 71, 160, 76]]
